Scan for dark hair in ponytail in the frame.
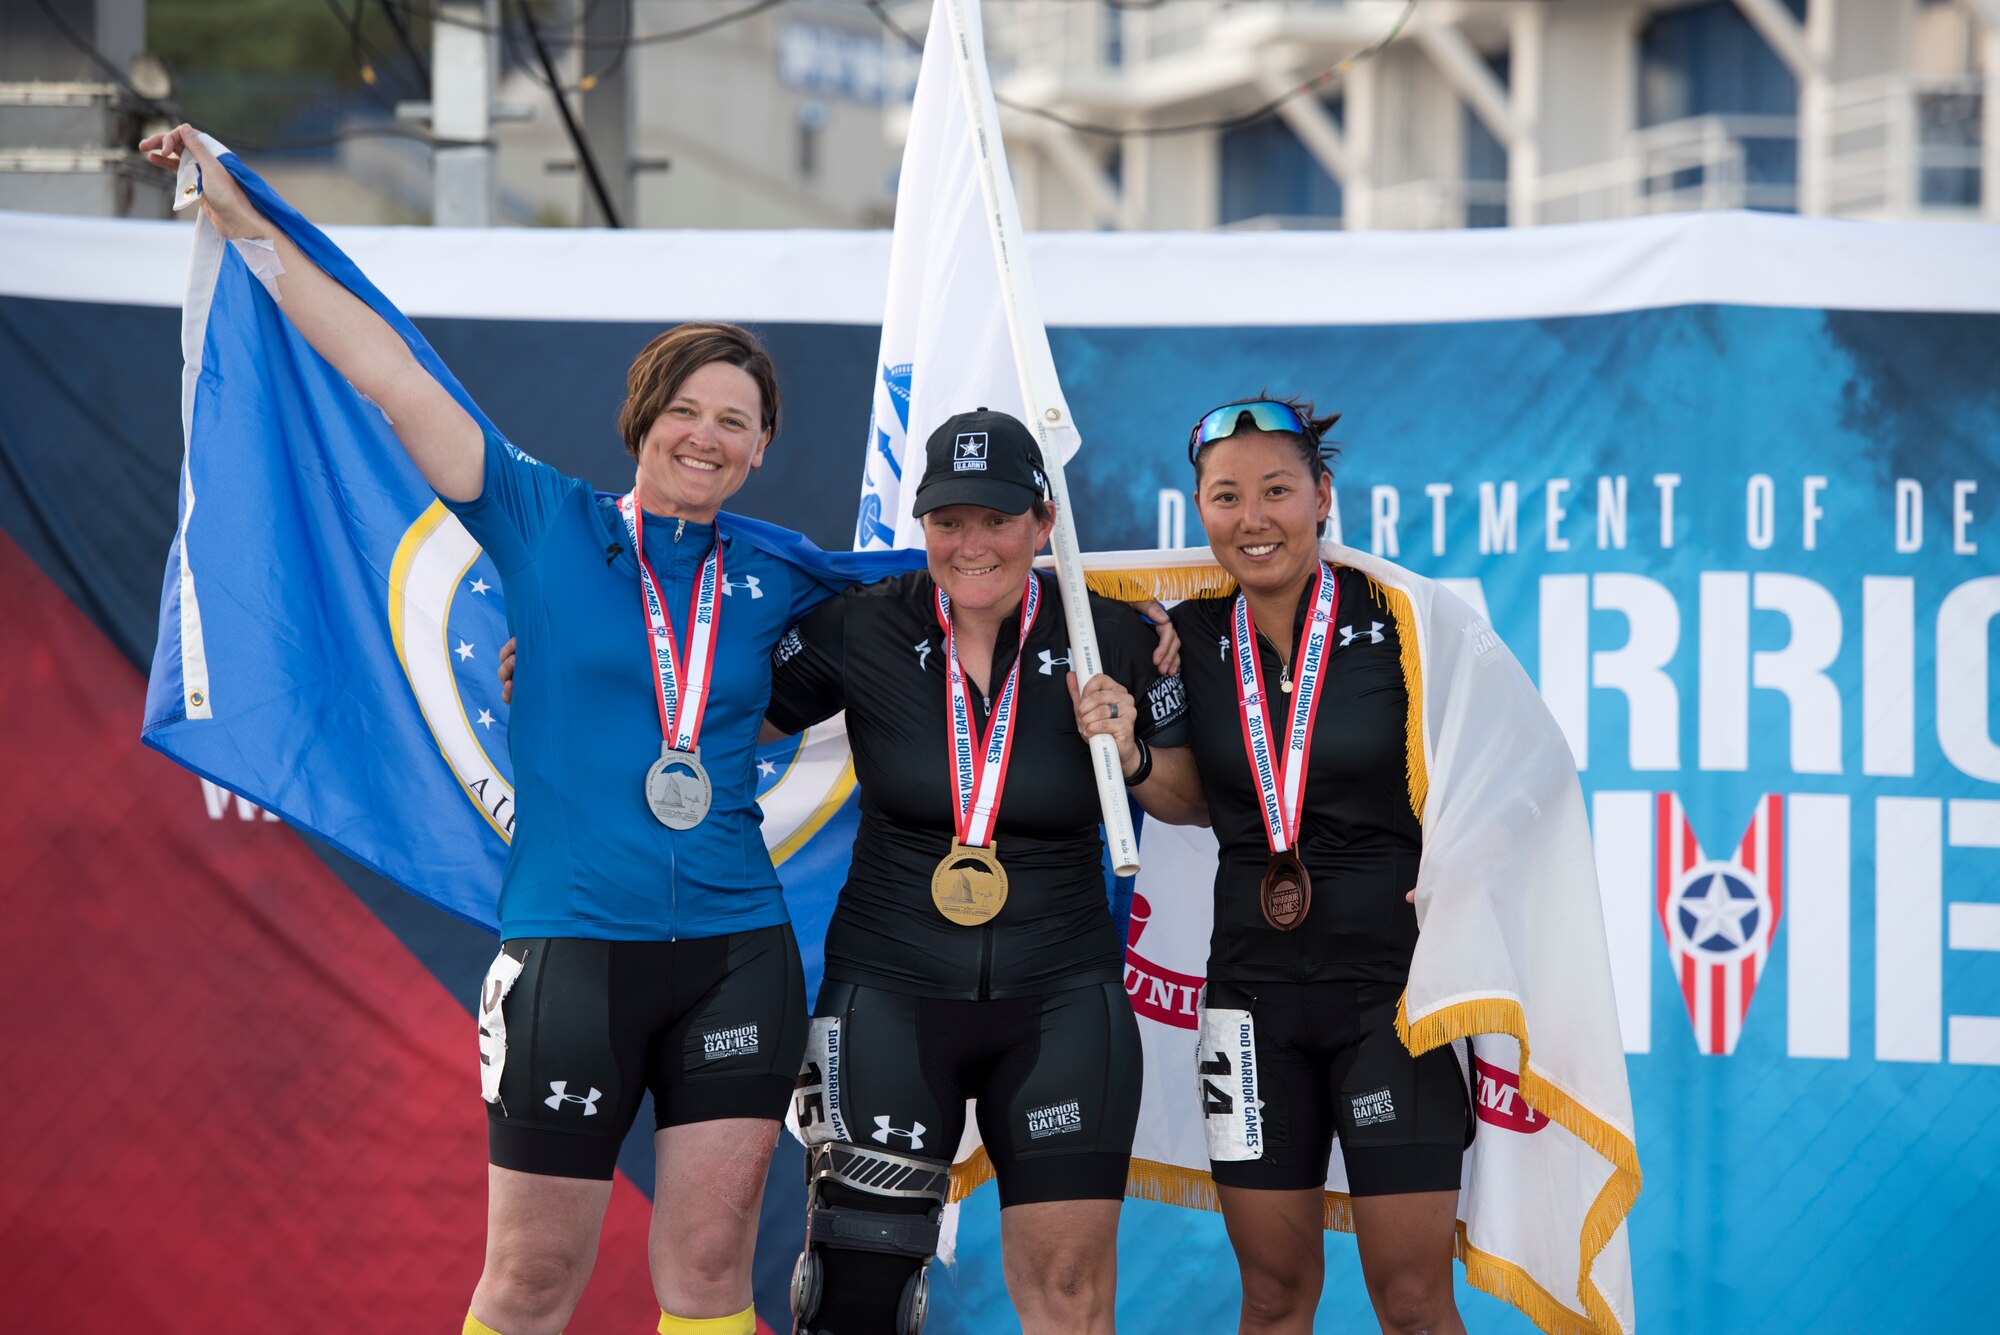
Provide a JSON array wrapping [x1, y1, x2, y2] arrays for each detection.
[[1190, 393, 1341, 482]]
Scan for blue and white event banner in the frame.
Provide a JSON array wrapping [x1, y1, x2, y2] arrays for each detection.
[[5, 197, 1995, 1332]]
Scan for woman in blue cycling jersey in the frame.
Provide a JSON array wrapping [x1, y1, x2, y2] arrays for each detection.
[[144, 124, 909, 1335]]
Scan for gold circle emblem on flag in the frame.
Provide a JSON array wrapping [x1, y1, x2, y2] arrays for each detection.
[[931, 839, 1009, 926]]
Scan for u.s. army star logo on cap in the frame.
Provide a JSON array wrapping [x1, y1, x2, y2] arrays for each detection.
[[953, 433, 989, 472]]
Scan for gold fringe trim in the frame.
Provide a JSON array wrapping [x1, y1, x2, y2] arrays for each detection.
[[1457, 1228, 1602, 1335], [1398, 995, 1642, 1335], [947, 1146, 994, 1203], [1379, 583, 1428, 824], [1078, 566, 1237, 604], [1123, 1158, 1220, 1213], [1123, 1157, 1607, 1334], [1123, 1159, 1354, 1232]]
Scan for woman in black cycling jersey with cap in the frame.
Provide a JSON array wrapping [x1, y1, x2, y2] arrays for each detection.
[[501, 410, 1197, 1333], [1146, 398, 1471, 1335], [765, 409, 1201, 1335]]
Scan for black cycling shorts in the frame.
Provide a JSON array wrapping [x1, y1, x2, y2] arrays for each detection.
[[1198, 979, 1471, 1197], [793, 979, 1141, 1207], [482, 924, 807, 1180]]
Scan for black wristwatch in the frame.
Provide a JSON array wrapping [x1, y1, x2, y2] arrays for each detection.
[[1123, 736, 1153, 787]]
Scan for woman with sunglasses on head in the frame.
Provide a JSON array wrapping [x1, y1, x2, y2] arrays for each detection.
[[1143, 398, 1473, 1335], [763, 409, 1201, 1335], [142, 126, 920, 1335]]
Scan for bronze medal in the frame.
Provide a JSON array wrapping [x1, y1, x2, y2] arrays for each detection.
[[931, 839, 1010, 926], [1259, 851, 1311, 931]]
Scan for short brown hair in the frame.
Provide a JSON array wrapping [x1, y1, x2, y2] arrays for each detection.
[[618, 322, 780, 457]]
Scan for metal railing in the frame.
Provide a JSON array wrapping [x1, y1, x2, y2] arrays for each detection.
[[1361, 77, 1987, 230], [1367, 177, 1508, 230], [980, 0, 1358, 77], [1532, 113, 1799, 224], [1361, 115, 1794, 231], [1822, 74, 1985, 217]]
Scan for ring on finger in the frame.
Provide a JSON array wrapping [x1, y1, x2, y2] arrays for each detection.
[[1108, 703, 1119, 719]]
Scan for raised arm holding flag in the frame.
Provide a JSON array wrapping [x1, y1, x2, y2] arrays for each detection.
[[138, 125, 918, 1335]]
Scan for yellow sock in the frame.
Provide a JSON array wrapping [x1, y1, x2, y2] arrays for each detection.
[[657, 1305, 755, 1334], [463, 1316, 564, 1335]]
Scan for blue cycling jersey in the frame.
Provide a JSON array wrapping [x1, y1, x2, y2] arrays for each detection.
[[444, 429, 864, 941]]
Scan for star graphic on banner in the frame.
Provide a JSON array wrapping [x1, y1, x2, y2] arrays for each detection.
[[1685, 873, 1757, 949], [469, 577, 491, 595], [455, 640, 475, 661], [757, 759, 778, 777], [476, 709, 496, 729]]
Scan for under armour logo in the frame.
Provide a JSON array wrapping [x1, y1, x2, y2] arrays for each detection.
[[545, 1080, 602, 1115], [871, 1115, 926, 1149], [914, 638, 933, 670], [1037, 648, 1070, 675], [721, 574, 763, 599], [1339, 622, 1385, 646]]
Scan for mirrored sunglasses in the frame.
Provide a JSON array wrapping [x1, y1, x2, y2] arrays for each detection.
[[1186, 400, 1310, 464]]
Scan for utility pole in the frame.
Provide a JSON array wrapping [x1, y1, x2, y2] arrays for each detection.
[[578, 0, 635, 226], [430, 0, 497, 226]]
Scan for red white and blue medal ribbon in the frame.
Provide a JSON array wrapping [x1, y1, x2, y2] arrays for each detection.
[[935, 574, 1042, 849], [1232, 563, 1338, 856], [622, 494, 721, 828]]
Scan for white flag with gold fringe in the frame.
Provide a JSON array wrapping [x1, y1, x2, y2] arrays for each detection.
[[1060, 544, 1641, 1335]]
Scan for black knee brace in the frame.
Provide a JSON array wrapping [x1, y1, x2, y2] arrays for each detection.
[[791, 1140, 949, 1335]]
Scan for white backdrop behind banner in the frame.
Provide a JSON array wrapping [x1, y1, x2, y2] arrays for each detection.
[[5, 208, 1995, 1332]]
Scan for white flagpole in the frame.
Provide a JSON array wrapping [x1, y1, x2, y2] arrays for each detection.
[[936, 0, 1140, 876]]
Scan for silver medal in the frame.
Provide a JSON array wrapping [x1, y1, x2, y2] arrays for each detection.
[[645, 744, 712, 829]]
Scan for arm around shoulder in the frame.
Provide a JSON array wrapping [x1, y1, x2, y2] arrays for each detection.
[[1131, 745, 1208, 827]]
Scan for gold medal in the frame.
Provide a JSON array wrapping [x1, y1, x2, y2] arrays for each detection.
[[931, 839, 1009, 926]]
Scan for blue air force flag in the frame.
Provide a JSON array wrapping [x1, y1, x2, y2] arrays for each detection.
[[140, 145, 891, 931]]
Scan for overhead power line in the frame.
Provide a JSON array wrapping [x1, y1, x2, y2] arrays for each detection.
[[30, 0, 173, 118], [31, 0, 488, 154], [385, 0, 787, 49], [865, 0, 1420, 140], [375, 0, 436, 99], [514, 0, 625, 227]]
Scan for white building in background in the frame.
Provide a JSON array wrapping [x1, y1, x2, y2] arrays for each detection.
[[12, 0, 1989, 230], [494, 0, 2000, 232], [944, 0, 2000, 231], [495, 0, 2000, 232], [488, 0, 911, 229]]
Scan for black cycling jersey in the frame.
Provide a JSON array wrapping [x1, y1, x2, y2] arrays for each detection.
[[766, 570, 1189, 999], [1171, 568, 1423, 985]]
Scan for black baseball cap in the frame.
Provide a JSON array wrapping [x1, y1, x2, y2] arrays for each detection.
[[910, 408, 1050, 518]]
